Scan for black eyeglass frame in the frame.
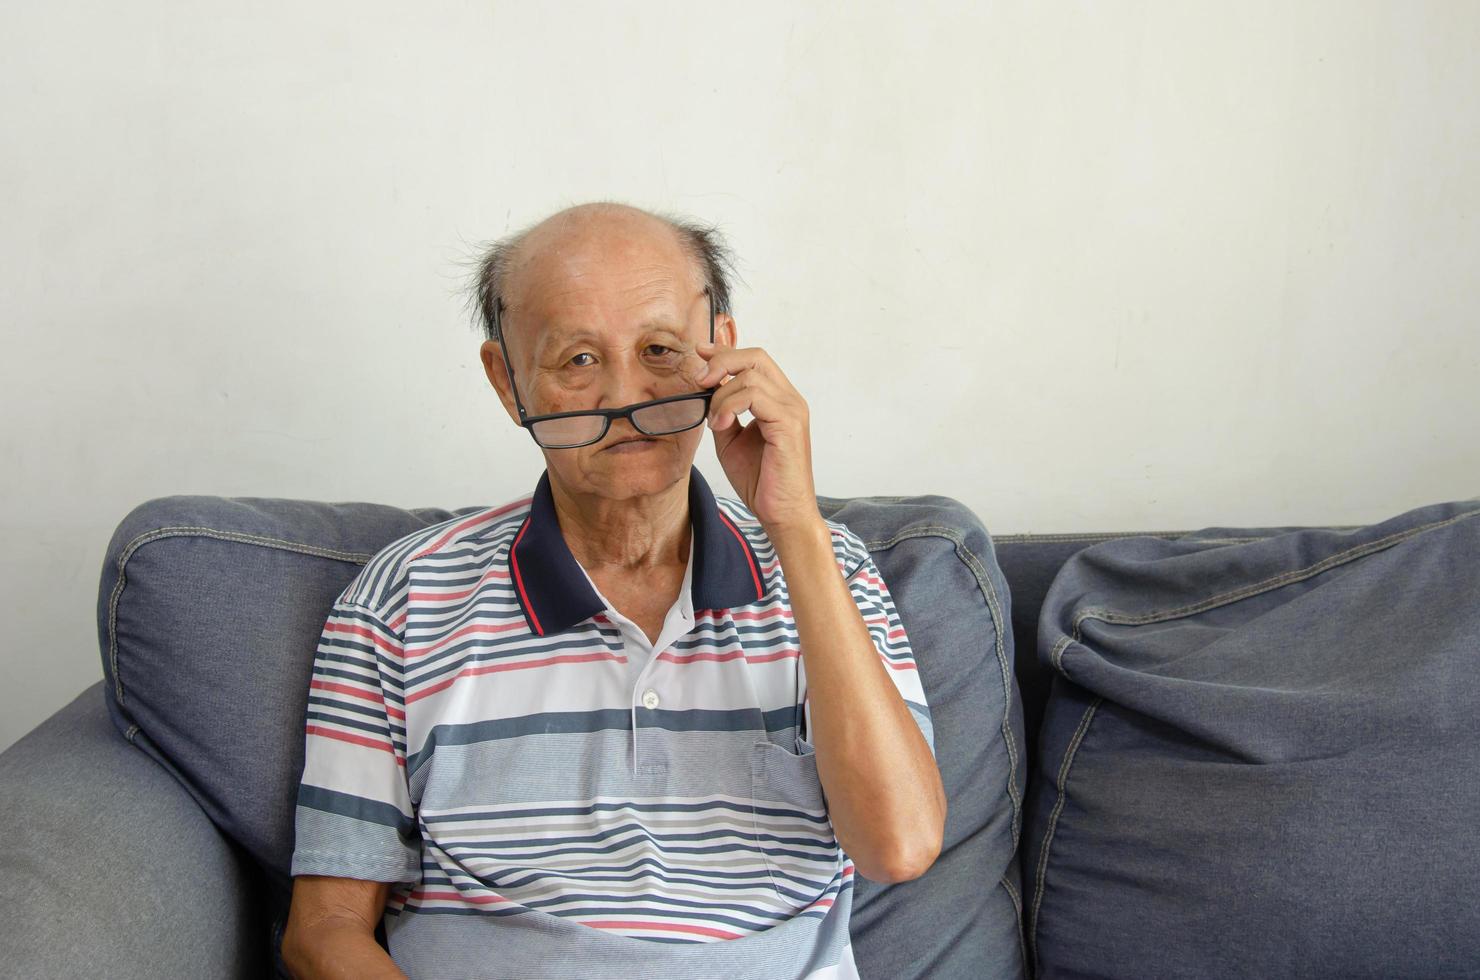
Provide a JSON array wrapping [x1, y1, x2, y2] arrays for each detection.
[[492, 287, 717, 449]]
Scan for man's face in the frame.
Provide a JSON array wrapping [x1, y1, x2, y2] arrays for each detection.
[[479, 213, 735, 502]]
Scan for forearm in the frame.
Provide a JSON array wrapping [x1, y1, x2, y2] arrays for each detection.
[[770, 518, 946, 883], [283, 919, 407, 980]]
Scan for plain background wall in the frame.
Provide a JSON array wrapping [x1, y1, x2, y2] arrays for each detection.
[[3, 1, 1477, 751]]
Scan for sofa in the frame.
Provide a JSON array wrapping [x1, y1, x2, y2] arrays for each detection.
[[2, 488, 1476, 979]]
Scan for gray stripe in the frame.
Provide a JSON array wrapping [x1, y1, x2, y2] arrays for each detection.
[[408, 706, 797, 776], [298, 783, 417, 842]]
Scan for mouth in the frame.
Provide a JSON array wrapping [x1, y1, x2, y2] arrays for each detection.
[[603, 435, 660, 451]]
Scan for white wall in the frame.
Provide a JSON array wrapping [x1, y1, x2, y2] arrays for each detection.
[[3, 0, 1477, 752]]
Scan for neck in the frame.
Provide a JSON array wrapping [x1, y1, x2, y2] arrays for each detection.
[[548, 471, 692, 573]]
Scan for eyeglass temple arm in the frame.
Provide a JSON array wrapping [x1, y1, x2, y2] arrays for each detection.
[[494, 299, 529, 421]]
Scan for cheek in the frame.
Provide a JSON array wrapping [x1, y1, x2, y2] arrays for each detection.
[[677, 424, 706, 453], [529, 377, 593, 413]]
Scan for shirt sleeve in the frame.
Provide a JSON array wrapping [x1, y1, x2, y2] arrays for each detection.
[[801, 542, 936, 761], [290, 598, 422, 883]]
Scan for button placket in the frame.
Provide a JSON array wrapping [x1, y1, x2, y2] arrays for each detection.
[[630, 646, 666, 776]]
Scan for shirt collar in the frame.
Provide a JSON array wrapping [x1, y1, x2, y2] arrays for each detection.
[[508, 465, 768, 637]]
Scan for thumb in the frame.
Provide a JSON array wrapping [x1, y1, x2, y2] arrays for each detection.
[[708, 407, 743, 452]]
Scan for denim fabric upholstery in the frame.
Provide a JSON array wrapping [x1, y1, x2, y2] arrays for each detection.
[[94, 495, 484, 964], [0, 682, 264, 978], [818, 494, 1027, 980], [1023, 497, 1480, 979], [91, 489, 1026, 979]]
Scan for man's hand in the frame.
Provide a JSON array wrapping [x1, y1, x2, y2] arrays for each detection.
[[686, 341, 822, 538]]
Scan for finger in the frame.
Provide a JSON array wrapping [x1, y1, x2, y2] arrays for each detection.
[[708, 375, 792, 431], [692, 344, 775, 387]]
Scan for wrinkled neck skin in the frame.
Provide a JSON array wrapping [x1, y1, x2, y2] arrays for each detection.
[[547, 470, 693, 577]]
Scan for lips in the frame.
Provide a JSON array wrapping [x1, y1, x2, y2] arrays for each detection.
[[604, 436, 657, 450]]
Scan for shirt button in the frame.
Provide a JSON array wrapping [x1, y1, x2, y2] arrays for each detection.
[[641, 689, 660, 710]]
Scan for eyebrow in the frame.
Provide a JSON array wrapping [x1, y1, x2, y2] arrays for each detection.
[[535, 322, 688, 357]]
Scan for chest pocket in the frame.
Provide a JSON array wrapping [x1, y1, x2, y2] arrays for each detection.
[[750, 738, 839, 910]]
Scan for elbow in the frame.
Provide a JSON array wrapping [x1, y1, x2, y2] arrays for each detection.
[[857, 831, 944, 884]]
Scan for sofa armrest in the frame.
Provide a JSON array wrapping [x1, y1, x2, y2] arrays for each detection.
[[0, 680, 266, 978]]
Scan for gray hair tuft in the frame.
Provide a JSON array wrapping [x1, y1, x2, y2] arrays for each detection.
[[463, 201, 739, 343]]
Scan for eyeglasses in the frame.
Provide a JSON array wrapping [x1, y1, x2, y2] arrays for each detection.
[[493, 288, 717, 450]]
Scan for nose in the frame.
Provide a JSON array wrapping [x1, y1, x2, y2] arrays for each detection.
[[597, 353, 663, 415]]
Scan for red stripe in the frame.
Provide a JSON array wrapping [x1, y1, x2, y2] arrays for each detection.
[[582, 920, 743, 941], [509, 517, 543, 635], [717, 511, 764, 599], [304, 725, 406, 767], [657, 648, 799, 665], [310, 680, 407, 721], [740, 649, 800, 663], [408, 567, 511, 601], [310, 679, 384, 705], [865, 616, 910, 641], [404, 620, 526, 661], [406, 651, 623, 704], [323, 621, 401, 658], [409, 497, 530, 561], [728, 608, 788, 622], [410, 888, 508, 906]]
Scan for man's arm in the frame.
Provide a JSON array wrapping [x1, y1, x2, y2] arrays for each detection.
[[688, 338, 946, 884], [772, 520, 946, 883], [281, 875, 406, 980]]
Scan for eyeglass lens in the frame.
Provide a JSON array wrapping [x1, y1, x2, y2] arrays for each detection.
[[529, 396, 709, 449]]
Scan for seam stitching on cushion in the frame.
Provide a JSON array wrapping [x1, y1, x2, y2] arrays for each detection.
[[820, 494, 918, 505], [1029, 694, 1102, 977], [1027, 507, 1479, 973], [862, 524, 1024, 850], [993, 527, 1364, 544], [997, 530, 1196, 543], [998, 873, 1027, 974], [108, 524, 374, 708], [1049, 632, 1074, 676], [1068, 507, 1480, 630]]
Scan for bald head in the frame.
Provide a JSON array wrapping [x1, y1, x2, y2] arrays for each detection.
[[468, 201, 736, 343]]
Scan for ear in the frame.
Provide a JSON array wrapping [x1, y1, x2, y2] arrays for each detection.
[[479, 339, 523, 426], [714, 311, 737, 349]]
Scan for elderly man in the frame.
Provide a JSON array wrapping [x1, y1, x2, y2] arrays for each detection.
[[282, 201, 945, 979]]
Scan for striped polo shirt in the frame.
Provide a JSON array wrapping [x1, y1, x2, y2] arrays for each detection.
[[291, 465, 935, 980]]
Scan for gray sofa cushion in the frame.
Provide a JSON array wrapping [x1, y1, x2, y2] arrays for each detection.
[[96, 488, 1026, 979], [1023, 496, 1480, 978], [95, 496, 477, 915]]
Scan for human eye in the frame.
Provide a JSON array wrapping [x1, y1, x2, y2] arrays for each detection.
[[568, 352, 596, 367], [643, 343, 685, 361]]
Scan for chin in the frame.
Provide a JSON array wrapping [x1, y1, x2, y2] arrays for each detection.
[[577, 442, 696, 496]]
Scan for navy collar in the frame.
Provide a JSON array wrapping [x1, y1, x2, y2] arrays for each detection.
[[508, 465, 769, 637]]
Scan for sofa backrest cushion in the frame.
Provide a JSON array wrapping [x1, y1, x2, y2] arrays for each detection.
[[1023, 496, 1480, 978], [97, 488, 1027, 979], [95, 495, 475, 912]]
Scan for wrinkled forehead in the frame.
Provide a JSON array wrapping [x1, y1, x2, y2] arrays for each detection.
[[514, 283, 708, 357]]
